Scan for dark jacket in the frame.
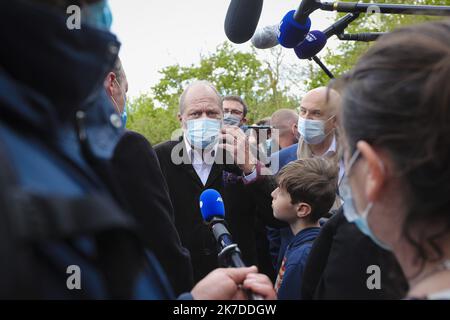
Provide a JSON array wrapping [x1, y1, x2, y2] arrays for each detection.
[[301, 207, 409, 299], [276, 227, 320, 300], [270, 143, 298, 172], [0, 1, 173, 299], [111, 130, 194, 294], [154, 138, 283, 282]]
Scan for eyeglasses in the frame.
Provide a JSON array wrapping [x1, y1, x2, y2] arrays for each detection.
[[223, 109, 243, 116]]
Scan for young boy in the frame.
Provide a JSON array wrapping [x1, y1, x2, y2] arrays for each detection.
[[271, 158, 338, 300]]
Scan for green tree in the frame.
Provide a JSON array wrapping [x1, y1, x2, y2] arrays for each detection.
[[128, 43, 300, 144]]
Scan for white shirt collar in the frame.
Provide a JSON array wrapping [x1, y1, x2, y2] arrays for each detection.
[[322, 134, 337, 158], [183, 134, 218, 165]]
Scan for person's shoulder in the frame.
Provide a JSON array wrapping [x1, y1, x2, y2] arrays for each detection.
[[122, 130, 147, 141], [277, 143, 298, 161], [271, 143, 298, 172], [120, 130, 152, 147], [285, 244, 313, 268], [273, 143, 297, 157], [323, 206, 346, 230], [283, 143, 299, 153], [154, 139, 180, 154], [285, 228, 320, 264]]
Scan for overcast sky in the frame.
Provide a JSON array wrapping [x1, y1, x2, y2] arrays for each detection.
[[109, 0, 338, 99]]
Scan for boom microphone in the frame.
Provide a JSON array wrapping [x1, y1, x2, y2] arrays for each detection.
[[277, 0, 322, 48], [294, 13, 358, 60], [294, 30, 327, 59], [320, 1, 450, 16], [224, 0, 264, 44], [277, 9, 311, 48], [199, 189, 263, 300], [251, 25, 279, 49]]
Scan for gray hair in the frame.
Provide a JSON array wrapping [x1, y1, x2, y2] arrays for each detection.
[[179, 80, 222, 115]]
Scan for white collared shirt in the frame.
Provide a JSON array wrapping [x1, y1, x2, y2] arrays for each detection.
[[184, 136, 218, 186], [317, 135, 345, 183]]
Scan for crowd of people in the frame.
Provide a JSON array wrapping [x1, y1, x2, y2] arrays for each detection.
[[0, 0, 449, 300]]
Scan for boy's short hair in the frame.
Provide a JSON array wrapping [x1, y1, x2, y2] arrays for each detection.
[[276, 158, 338, 222]]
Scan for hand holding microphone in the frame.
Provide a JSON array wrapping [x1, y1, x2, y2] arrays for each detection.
[[198, 189, 276, 300], [191, 266, 276, 300]]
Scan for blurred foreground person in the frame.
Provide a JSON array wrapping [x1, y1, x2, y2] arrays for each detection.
[[337, 20, 450, 299], [0, 0, 275, 300], [108, 58, 194, 295]]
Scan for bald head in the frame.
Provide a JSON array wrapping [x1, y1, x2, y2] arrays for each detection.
[[270, 109, 298, 131], [178, 81, 223, 129], [299, 87, 341, 142], [300, 87, 341, 119], [179, 81, 222, 116], [271, 109, 299, 149]]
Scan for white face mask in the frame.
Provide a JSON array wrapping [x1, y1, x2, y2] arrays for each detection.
[[186, 118, 222, 149], [298, 115, 335, 145]]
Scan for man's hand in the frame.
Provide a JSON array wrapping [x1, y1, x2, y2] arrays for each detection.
[[243, 272, 277, 300], [190, 266, 276, 300], [220, 126, 257, 175]]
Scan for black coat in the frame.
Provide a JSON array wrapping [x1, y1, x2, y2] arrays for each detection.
[[111, 131, 194, 295], [301, 207, 409, 299], [154, 138, 283, 282]]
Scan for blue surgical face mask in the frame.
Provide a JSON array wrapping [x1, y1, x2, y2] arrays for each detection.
[[186, 118, 222, 149], [298, 116, 334, 145], [121, 95, 127, 128], [339, 149, 391, 251], [223, 113, 241, 127], [82, 0, 113, 31], [111, 79, 127, 128]]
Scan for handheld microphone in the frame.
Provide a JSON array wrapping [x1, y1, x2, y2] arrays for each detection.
[[199, 189, 263, 300], [224, 0, 264, 44], [251, 25, 279, 49]]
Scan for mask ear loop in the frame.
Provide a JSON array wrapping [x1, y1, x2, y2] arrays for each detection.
[[352, 146, 385, 221], [323, 114, 337, 137], [347, 148, 361, 173], [110, 78, 124, 114], [110, 96, 121, 114]]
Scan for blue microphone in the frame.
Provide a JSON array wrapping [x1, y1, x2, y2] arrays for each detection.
[[277, 10, 311, 48], [199, 189, 263, 300], [293, 13, 361, 60], [200, 189, 234, 248], [277, 0, 322, 48], [294, 30, 327, 59], [200, 189, 225, 221]]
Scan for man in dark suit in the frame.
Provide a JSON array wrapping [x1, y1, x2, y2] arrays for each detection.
[[155, 81, 282, 282], [107, 59, 193, 295]]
